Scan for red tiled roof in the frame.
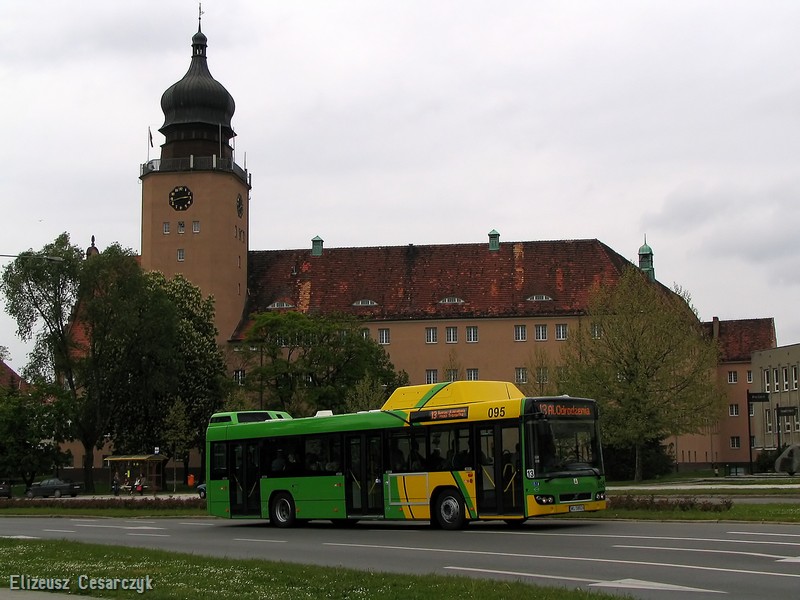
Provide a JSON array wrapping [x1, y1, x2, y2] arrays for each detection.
[[702, 317, 776, 362], [237, 238, 634, 338], [0, 359, 27, 392]]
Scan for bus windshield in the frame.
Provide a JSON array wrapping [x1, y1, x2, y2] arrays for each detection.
[[527, 418, 603, 478]]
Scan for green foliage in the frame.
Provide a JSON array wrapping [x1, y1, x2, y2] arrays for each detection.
[[344, 373, 389, 412], [561, 267, 725, 481], [754, 445, 785, 474], [609, 494, 733, 512], [1, 235, 226, 492], [240, 312, 408, 414], [603, 440, 674, 481], [0, 387, 71, 487]]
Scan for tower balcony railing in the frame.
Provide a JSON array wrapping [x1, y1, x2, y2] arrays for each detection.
[[141, 155, 250, 185]]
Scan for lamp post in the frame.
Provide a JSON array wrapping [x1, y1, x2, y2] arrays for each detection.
[[0, 254, 63, 262]]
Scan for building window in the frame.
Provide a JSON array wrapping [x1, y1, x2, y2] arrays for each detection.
[[774, 369, 779, 391], [765, 369, 770, 392], [591, 323, 602, 339], [730, 436, 741, 449], [515, 367, 528, 384], [536, 367, 549, 385], [555, 324, 568, 340], [766, 408, 772, 433], [425, 327, 438, 344], [749, 403, 755, 417], [795, 415, 800, 432], [446, 369, 459, 382], [747, 370, 753, 384], [466, 368, 479, 381], [794, 366, 798, 390], [729, 404, 739, 417], [446, 326, 458, 343], [535, 324, 547, 341], [192, 220, 200, 233], [466, 326, 479, 343], [233, 369, 245, 386], [727, 371, 738, 384], [750, 435, 756, 448], [514, 324, 527, 342], [783, 367, 789, 391], [163, 222, 170, 234], [425, 369, 438, 384], [378, 328, 390, 345], [177, 221, 185, 234], [177, 248, 185, 262]]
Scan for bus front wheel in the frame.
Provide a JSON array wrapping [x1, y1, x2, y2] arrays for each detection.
[[434, 488, 467, 530], [270, 492, 296, 528]]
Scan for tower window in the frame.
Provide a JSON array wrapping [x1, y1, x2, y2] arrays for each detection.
[[193, 221, 200, 233], [177, 221, 185, 234], [177, 249, 185, 262], [163, 222, 170, 234]]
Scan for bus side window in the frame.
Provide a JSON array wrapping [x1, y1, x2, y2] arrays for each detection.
[[210, 442, 227, 479]]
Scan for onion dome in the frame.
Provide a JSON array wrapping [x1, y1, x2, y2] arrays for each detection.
[[159, 26, 235, 145]]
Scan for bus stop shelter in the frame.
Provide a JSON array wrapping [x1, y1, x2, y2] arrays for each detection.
[[105, 455, 168, 493]]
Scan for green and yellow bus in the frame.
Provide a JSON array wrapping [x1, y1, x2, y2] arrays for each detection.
[[205, 380, 606, 529]]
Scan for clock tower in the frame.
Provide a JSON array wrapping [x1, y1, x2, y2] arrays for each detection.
[[140, 21, 251, 347]]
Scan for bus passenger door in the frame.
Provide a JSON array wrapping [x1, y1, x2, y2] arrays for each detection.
[[476, 425, 523, 516], [344, 434, 384, 517], [229, 441, 262, 516]]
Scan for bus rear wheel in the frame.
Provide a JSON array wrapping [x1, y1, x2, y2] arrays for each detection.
[[434, 488, 467, 530], [270, 492, 296, 528]]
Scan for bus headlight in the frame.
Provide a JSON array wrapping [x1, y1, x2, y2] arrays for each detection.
[[595, 491, 606, 501], [534, 494, 555, 505]]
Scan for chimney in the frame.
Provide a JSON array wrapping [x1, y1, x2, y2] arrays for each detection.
[[712, 316, 720, 340]]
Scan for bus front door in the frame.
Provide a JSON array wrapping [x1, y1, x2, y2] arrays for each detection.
[[344, 433, 384, 517], [229, 440, 262, 516], [476, 425, 523, 516]]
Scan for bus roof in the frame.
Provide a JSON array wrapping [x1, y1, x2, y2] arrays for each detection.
[[381, 380, 525, 411]]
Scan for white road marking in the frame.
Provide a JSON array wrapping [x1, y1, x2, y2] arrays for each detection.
[[178, 522, 216, 526], [614, 544, 789, 560], [127, 533, 170, 537], [43, 529, 76, 533], [445, 567, 725, 594], [0, 535, 38, 539], [468, 530, 800, 547], [234, 538, 286, 544], [729, 531, 800, 538], [325, 542, 800, 580], [74, 524, 165, 530], [590, 578, 726, 593]]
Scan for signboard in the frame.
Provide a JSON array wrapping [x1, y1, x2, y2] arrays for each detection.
[[747, 392, 770, 403], [409, 406, 469, 423], [776, 406, 798, 417], [535, 401, 595, 418]]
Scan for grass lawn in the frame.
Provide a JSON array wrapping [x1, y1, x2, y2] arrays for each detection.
[[0, 538, 618, 600]]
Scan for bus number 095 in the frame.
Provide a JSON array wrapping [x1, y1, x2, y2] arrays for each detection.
[[487, 407, 506, 418]]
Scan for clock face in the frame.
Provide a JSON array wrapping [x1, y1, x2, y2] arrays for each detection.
[[168, 186, 193, 211], [236, 194, 244, 218]]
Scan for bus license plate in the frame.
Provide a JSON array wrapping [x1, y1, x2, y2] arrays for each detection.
[[569, 505, 585, 512]]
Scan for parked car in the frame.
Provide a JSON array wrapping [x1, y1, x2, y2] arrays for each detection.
[[0, 481, 11, 499], [197, 483, 207, 499], [25, 478, 81, 498]]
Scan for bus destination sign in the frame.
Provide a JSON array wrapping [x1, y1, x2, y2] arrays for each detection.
[[536, 401, 595, 418], [409, 406, 469, 423]]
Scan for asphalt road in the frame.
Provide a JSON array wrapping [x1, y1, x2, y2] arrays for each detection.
[[1, 516, 799, 599]]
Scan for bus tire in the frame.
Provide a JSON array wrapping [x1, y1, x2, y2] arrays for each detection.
[[434, 488, 467, 530], [270, 492, 296, 528]]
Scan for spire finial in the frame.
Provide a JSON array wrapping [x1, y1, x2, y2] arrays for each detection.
[[198, 2, 204, 31]]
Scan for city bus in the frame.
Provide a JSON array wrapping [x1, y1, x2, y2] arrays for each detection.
[[205, 380, 606, 529]]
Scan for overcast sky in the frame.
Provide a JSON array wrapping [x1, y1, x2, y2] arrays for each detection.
[[2, 1, 800, 369]]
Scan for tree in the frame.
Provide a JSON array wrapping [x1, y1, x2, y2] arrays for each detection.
[[344, 373, 389, 413], [242, 312, 408, 414], [0, 386, 71, 488], [163, 397, 193, 491], [561, 267, 724, 481], [150, 272, 227, 478]]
